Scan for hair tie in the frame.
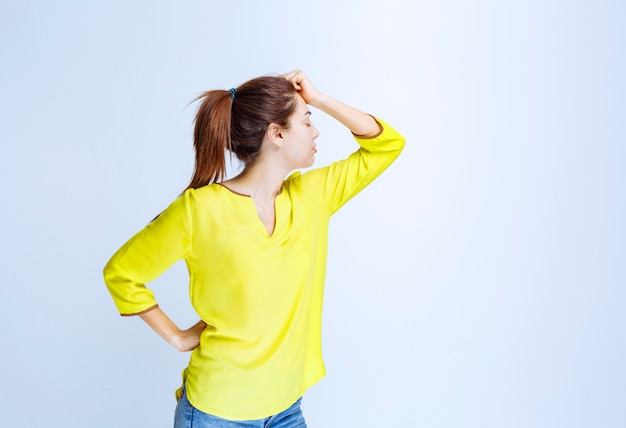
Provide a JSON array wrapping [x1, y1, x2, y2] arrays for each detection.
[[229, 88, 237, 100]]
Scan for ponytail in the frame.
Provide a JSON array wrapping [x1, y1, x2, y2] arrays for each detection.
[[186, 89, 234, 190], [185, 75, 298, 191]]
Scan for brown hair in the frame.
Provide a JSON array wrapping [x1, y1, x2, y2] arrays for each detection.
[[186, 76, 298, 190]]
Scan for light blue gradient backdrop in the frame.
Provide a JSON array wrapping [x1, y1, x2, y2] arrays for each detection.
[[1, 1, 624, 427]]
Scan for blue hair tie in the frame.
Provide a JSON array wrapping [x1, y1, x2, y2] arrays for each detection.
[[229, 88, 237, 100]]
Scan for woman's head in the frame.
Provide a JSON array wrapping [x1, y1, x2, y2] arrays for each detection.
[[187, 75, 298, 190]]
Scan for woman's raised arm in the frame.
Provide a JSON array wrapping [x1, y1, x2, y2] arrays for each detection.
[[282, 69, 381, 138]]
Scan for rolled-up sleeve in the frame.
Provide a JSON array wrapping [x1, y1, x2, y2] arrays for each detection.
[[298, 117, 405, 215], [103, 189, 194, 315]]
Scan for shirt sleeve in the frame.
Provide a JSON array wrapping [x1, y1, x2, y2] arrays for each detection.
[[103, 189, 194, 316], [295, 117, 405, 215]]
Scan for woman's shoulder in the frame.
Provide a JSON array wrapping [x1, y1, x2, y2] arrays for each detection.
[[182, 183, 225, 197], [284, 171, 311, 192], [173, 183, 230, 210], [283, 169, 327, 200]]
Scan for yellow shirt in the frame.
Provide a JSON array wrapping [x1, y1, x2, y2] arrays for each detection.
[[103, 118, 404, 420]]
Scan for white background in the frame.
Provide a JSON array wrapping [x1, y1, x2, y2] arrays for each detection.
[[1, 1, 624, 427]]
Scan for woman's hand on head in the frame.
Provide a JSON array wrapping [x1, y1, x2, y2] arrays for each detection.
[[282, 69, 322, 105]]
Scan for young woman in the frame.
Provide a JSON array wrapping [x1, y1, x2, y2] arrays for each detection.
[[103, 70, 404, 427]]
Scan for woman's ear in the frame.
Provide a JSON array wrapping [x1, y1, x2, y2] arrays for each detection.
[[265, 123, 285, 148]]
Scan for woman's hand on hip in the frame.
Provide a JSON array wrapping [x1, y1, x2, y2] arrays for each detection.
[[139, 307, 206, 352], [173, 320, 207, 352]]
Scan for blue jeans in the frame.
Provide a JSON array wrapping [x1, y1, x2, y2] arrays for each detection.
[[173, 386, 307, 428]]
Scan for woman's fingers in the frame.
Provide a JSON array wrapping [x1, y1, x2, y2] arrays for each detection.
[[282, 69, 305, 89], [282, 69, 320, 103]]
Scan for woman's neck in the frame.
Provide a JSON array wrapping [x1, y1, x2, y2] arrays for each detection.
[[222, 163, 287, 201]]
